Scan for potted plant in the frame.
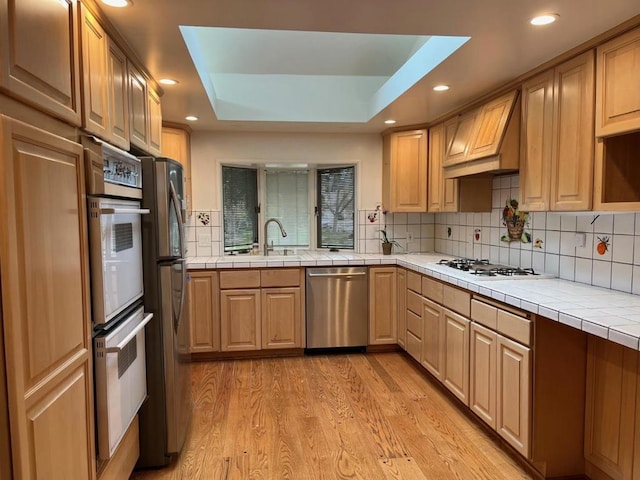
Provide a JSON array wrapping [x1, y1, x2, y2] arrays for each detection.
[[379, 229, 401, 255]]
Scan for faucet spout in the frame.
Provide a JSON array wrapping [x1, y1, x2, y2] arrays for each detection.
[[263, 218, 287, 256]]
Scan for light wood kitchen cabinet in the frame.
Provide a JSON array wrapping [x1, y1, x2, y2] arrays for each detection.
[[470, 322, 497, 429], [595, 26, 640, 137], [128, 62, 149, 151], [428, 122, 459, 212], [261, 288, 302, 349], [0, 116, 95, 480], [369, 267, 397, 344], [220, 289, 261, 351], [188, 271, 220, 353], [106, 37, 129, 150], [147, 86, 162, 156], [442, 307, 470, 406], [0, 0, 81, 125], [80, 4, 109, 139], [585, 336, 637, 480], [466, 90, 519, 161], [421, 297, 444, 380], [521, 51, 595, 211], [444, 110, 477, 166], [382, 129, 427, 212], [496, 334, 531, 458], [396, 268, 407, 349], [162, 125, 192, 212]]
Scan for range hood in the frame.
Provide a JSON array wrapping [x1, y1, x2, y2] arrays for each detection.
[[443, 90, 520, 178]]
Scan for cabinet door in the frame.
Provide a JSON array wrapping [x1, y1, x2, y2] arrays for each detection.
[[466, 90, 518, 161], [80, 4, 108, 138], [427, 124, 444, 212], [496, 334, 531, 458], [421, 298, 444, 380], [147, 87, 162, 156], [585, 336, 637, 480], [188, 271, 220, 353], [128, 62, 149, 151], [444, 110, 477, 166], [550, 50, 595, 211], [442, 118, 459, 211], [220, 290, 261, 351], [106, 37, 130, 150], [442, 308, 470, 405], [596, 26, 640, 137], [0, 116, 95, 479], [396, 268, 407, 348], [0, 0, 81, 125], [369, 267, 397, 345], [261, 288, 301, 349], [470, 323, 497, 429], [520, 69, 554, 212], [388, 130, 427, 212], [161, 127, 191, 212]]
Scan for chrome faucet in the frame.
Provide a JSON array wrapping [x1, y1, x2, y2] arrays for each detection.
[[263, 218, 287, 255]]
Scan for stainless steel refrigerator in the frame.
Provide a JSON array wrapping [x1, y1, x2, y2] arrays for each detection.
[[137, 157, 192, 468]]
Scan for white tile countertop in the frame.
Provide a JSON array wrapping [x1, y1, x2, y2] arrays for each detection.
[[187, 252, 640, 350]]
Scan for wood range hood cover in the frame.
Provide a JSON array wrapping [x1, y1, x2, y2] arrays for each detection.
[[443, 90, 520, 179]]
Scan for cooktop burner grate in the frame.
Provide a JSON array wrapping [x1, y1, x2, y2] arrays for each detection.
[[438, 258, 540, 277]]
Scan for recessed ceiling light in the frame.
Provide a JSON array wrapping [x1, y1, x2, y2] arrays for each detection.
[[384, 119, 396, 125], [530, 14, 559, 26], [185, 115, 198, 122], [159, 78, 179, 86], [101, 0, 131, 7], [433, 85, 450, 92]]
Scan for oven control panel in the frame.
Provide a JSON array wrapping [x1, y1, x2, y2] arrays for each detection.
[[104, 153, 141, 188]]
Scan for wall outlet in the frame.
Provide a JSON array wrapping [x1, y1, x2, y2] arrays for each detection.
[[574, 232, 586, 248], [198, 233, 211, 248]]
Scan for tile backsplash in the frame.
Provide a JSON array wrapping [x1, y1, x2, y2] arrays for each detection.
[[433, 174, 640, 295], [186, 174, 640, 295]]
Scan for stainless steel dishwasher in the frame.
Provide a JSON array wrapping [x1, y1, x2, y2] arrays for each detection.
[[306, 267, 368, 349]]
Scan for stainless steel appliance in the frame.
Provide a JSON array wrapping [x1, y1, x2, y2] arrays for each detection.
[[436, 258, 554, 279], [306, 267, 368, 349], [84, 137, 152, 461], [137, 157, 191, 468]]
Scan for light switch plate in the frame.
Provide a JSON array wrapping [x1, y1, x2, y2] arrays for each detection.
[[574, 232, 586, 248]]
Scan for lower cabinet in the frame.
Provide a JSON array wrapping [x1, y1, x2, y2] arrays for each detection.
[[421, 298, 444, 380], [188, 271, 220, 353], [470, 323, 497, 429], [220, 289, 261, 351], [442, 308, 471, 406], [369, 267, 397, 345], [585, 336, 638, 480], [397, 268, 407, 348], [261, 288, 302, 349]]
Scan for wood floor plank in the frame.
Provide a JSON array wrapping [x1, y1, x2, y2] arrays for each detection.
[[131, 353, 533, 480]]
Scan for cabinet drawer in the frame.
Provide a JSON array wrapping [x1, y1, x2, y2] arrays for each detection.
[[406, 331, 422, 362], [422, 277, 443, 304], [497, 310, 531, 346], [219, 270, 261, 289], [407, 271, 422, 293], [443, 285, 470, 317], [471, 299, 498, 330], [407, 290, 423, 316], [407, 310, 422, 339], [260, 268, 300, 287]]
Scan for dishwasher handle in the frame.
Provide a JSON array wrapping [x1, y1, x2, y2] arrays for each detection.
[[307, 272, 367, 278]]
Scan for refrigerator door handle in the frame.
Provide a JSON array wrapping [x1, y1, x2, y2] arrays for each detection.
[[175, 260, 187, 333], [168, 180, 185, 258]]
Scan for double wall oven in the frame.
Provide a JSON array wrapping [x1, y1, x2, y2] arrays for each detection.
[[84, 136, 152, 461]]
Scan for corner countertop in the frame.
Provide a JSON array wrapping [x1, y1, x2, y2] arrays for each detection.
[[187, 252, 640, 351]]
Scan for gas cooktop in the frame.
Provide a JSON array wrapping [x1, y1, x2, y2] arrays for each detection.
[[436, 258, 552, 279]]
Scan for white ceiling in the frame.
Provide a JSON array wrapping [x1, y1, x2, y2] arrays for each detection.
[[100, 0, 640, 133]]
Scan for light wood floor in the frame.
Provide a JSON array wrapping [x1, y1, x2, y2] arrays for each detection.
[[131, 353, 533, 480]]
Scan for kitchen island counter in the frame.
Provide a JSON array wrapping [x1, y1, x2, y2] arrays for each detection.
[[187, 252, 640, 350]]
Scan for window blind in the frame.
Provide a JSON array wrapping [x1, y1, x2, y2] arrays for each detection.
[[317, 166, 355, 249], [222, 166, 258, 251], [265, 170, 309, 248]]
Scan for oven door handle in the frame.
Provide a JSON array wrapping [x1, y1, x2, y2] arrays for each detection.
[[105, 313, 153, 353], [100, 208, 151, 215]]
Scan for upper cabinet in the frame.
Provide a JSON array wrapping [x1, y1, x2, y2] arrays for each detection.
[[0, 0, 81, 125], [161, 125, 192, 212], [382, 129, 428, 212], [520, 51, 595, 212], [595, 26, 640, 137], [127, 62, 161, 156], [593, 27, 640, 211], [106, 37, 130, 150], [427, 122, 459, 212], [443, 90, 520, 178], [147, 87, 162, 156]]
